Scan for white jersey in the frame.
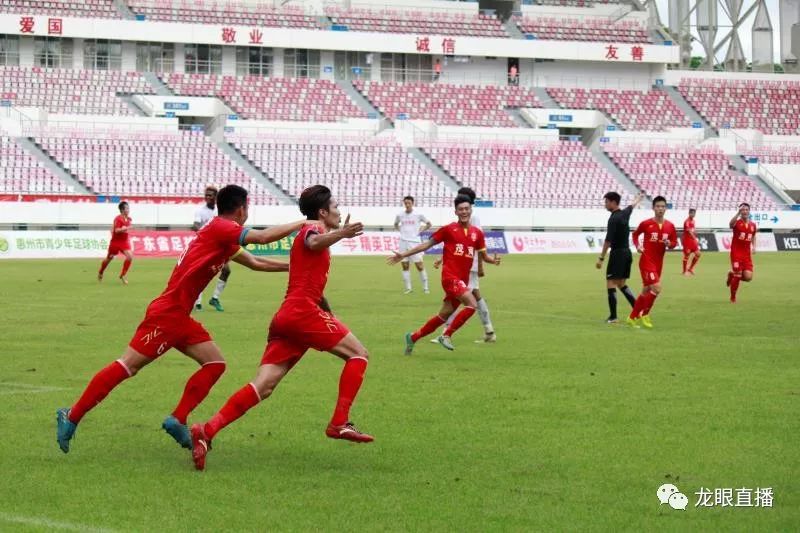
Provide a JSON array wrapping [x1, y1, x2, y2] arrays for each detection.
[[194, 204, 216, 229], [395, 210, 430, 243], [470, 213, 482, 272]]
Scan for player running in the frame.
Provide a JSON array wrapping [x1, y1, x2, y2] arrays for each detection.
[[190, 185, 372, 471], [394, 195, 432, 294], [681, 208, 701, 276], [627, 196, 678, 329], [390, 194, 501, 353], [98, 201, 134, 284], [57, 185, 307, 454], [727, 203, 757, 303], [193, 186, 230, 312]]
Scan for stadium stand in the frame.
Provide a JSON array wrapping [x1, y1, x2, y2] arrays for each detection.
[[740, 145, 800, 164], [0, 0, 120, 18], [164, 74, 365, 121], [604, 144, 780, 209], [127, 0, 318, 28], [354, 81, 543, 126], [514, 16, 651, 43], [678, 78, 800, 135], [230, 136, 452, 206], [424, 140, 626, 208], [33, 130, 280, 204], [0, 67, 153, 115], [547, 87, 689, 131], [0, 136, 73, 194], [325, 6, 508, 37]]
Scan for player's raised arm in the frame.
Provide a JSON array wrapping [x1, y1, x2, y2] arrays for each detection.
[[243, 220, 311, 246], [387, 238, 437, 265], [306, 214, 364, 251], [630, 192, 645, 209], [231, 250, 290, 272], [729, 208, 742, 229]]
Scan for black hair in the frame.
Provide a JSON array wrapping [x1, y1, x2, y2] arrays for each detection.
[[457, 187, 476, 204], [689, 208, 697, 213], [454, 194, 473, 208], [739, 202, 750, 209], [216, 184, 248, 215], [118, 201, 128, 212], [403, 195, 414, 203], [652, 196, 667, 206], [299, 185, 332, 220], [603, 192, 621, 204], [204, 186, 218, 195]]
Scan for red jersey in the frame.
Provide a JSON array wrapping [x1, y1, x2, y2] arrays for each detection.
[[432, 222, 486, 283], [148, 217, 245, 315], [632, 218, 678, 271], [283, 224, 329, 307], [682, 217, 697, 247], [111, 215, 131, 245], [731, 219, 757, 257]]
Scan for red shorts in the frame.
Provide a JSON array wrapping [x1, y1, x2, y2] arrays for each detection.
[[731, 255, 754, 273], [640, 267, 662, 286], [682, 241, 699, 254], [261, 304, 350, 365], [107, 242, 130, 256], [129, 312, 212, 359], [441, 277, 470, 307]]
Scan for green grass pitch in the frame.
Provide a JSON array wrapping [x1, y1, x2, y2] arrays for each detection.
[[0, 253, 798, 531]]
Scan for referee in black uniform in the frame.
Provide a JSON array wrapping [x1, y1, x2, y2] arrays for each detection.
[[596, 191, 644, 323]]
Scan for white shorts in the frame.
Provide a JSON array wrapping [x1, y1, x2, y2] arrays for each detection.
[[468, 271, 479, 290], [399, 240, 424, 263]]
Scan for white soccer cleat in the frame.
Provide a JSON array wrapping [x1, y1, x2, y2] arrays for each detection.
[[438, 335, 455, 351]]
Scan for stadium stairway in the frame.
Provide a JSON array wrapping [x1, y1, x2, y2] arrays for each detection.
[[17, 137, 93, 195], [663, 85, 716, 138], [339, 80, 385, 119], [119, 94, 149, 116], [145, 73, 175, 96], [534, 87, 560, 109], [728, 154, 796, 206], [590, 145, 645, 199], [408, 147, 462, 193], [114, 0, 137, 19], [505, 108, 534, 128], [214, 138, 297, 205], [503, 19, 525, 39]]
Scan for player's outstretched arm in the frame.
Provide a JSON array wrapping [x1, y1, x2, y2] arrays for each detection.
[[387, 239, 436, 265], [630, 192, 645, 209], [306, 215, 364, 251], [244, 220, 311, 246], [479, 250, 501, 266], [232, 250, 289, 272], [729, 209, 742, 229]]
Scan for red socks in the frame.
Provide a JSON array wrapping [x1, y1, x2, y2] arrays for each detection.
[[331, 357, 368, 427], [98, 257, 112, 276], [629, 291, 658, 319], [689, 255, 699, 272], [730, 273, 741, 300], [411, 315, 446, 342], [171, 361, 226, 424], [120, 258, 132, 277], [641, 291, 658, 316], [69, 360, 132, 424], [203, 384, 261, 440], [444, 306, 476, 337]]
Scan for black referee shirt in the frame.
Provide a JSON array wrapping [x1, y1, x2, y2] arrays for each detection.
[[605, 205, 633, 250]]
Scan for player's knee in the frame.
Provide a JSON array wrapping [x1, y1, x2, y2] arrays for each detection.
[[205, 360, 226, 378], [743, 272, 753, 282], [352, 349, 369, 361], [652, 285, 662, 295]]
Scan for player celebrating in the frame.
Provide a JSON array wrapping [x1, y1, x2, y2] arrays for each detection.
[[627, 196, 678, 328], [98, 201, 134, 284], [727, 203, 757, 303], [394, 196, 432, 294], [681, 208, 701, 276], [596, 192, 644, 323], [193, 186, 231, 312], [57, 185, 308, 454], [390, 194, 501, 353], [189, 185, 372, 471]]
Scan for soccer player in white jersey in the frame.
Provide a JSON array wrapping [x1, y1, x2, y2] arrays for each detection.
[[433, 187, 496, 342], [394, 196, 432, 294], [193, 186, 232, 312]]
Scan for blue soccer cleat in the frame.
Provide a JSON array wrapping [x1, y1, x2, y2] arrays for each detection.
[[162, 415, 192, 449], [404, 332, 415, 356], [56, 408, 77, 454]]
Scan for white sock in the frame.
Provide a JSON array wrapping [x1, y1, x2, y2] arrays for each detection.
[[195, 292, 203, 306], [401, 270, 411, 291], [419, 270, 429, 291], [477, 298, 493, 333], [212, 279, 226, 300]]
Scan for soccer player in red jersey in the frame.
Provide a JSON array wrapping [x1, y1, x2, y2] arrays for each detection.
[[681, 208, 701, 276], [57, 185, 308, 454], [189, 185, 372, 471], [98, 201, 134, 284], [627, 196, 678, 329], [389, 194, 501, 353], [726, 203, 757, 303]]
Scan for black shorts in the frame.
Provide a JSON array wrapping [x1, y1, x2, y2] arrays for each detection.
[[606, 248, 632, 280]]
